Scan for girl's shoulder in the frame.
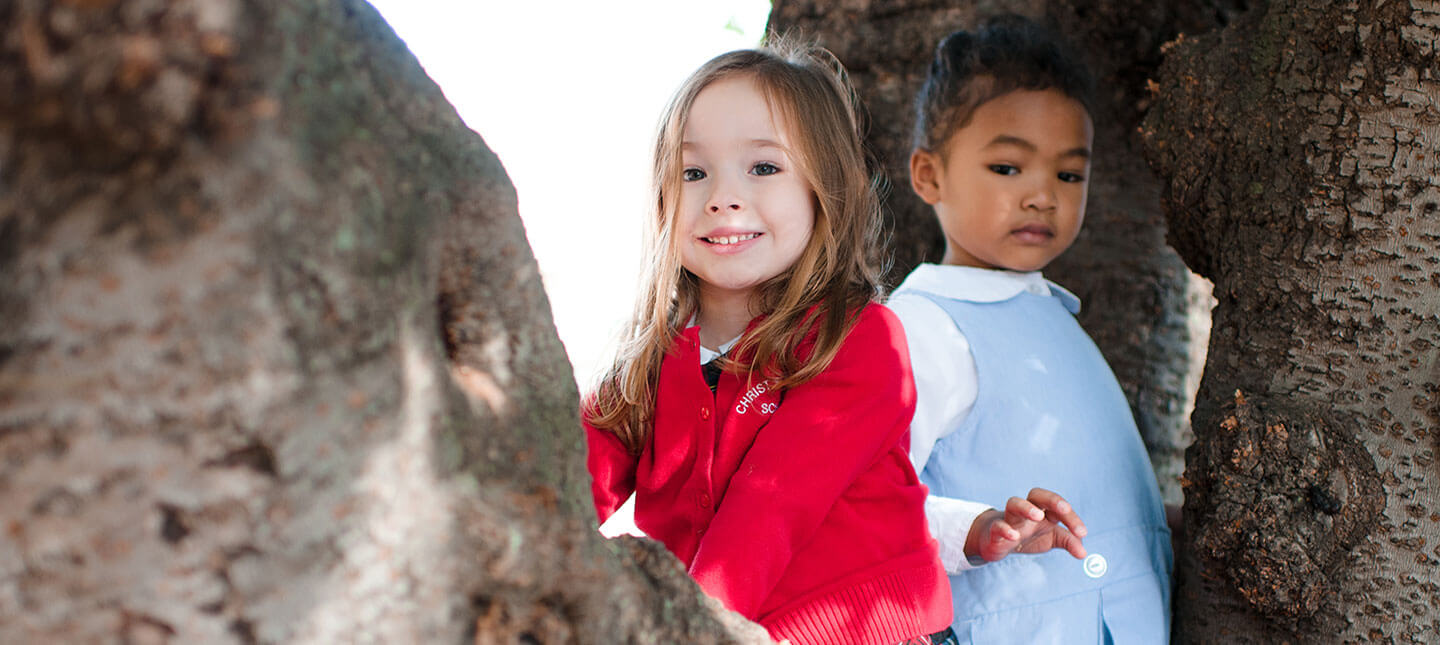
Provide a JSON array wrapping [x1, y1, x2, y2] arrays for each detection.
[[796, 301, 913, 405], [825, 301, 908, 366], [849, 301, 905, 340]]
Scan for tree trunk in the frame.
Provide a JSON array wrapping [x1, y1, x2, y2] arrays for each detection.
[[767, 0, 1223, 505], [0, 1, 769, 642], [1143, 0, 1440, 641]]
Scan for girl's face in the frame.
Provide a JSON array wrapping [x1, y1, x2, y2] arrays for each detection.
[[909, 88, 1093, 272], [677, 75, 816, 313]]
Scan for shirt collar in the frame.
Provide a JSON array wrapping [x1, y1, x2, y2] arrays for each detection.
[[683, 314, 746, 363], [698, 335, 741, 364], [893, 263, 1081, 314]]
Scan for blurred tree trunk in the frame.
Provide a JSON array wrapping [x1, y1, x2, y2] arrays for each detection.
[[768, 0, 1240, 507], [1144, 1, 1439, 641], [0, 0, 769, 642]]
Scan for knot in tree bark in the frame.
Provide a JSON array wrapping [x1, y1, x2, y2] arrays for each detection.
[[1185, 389, 1383, 626]]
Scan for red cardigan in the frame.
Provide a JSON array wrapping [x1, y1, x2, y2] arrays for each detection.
[[585, 304, 952, 645]]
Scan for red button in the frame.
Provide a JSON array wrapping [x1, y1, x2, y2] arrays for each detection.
[[699, 407, 710, 420], [699, 493, 712, 508]]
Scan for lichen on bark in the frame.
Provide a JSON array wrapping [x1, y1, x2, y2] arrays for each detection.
[[1144, 0, 1440, 640], [0, 1, 772, 642]]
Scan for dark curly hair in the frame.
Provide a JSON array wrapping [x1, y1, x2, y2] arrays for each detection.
[[912, 15, 1097, 153]]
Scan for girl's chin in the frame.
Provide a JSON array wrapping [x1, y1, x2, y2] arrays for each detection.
[[989, 250, 1060, 273], [998, 262, 1049, 273], [698, 280, 765, 294]]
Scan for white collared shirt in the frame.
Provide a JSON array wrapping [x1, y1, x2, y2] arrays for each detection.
[[699, 334, 742, 364], [887, 264, 1080, 573]]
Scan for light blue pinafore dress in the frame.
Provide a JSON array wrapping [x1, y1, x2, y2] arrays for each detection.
[[898, 285, 1173, 644]]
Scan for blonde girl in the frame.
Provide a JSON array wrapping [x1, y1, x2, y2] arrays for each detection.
[[583, 43, 955, 645]]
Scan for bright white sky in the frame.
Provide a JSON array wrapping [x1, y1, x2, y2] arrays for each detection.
[[366, 1, 773, 387]]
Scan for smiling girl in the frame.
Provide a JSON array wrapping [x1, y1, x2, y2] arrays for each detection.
[[582, 44, 955, 645]]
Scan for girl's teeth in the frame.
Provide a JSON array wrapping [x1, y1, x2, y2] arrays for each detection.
[[710, 233, 758, 245]]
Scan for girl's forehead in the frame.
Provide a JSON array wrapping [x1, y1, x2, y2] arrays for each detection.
[[944, 89, 1092, 154], [682, 76, 794, 147]]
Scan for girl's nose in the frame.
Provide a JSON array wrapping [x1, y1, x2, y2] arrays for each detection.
[[1022, 181, 1057, 211], [706, 187, 744, 214]]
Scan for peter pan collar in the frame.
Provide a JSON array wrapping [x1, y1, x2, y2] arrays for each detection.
[[893, 263, 1081, 314]]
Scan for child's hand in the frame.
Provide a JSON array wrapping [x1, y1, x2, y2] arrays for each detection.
[[965, 488, 1087, 564]]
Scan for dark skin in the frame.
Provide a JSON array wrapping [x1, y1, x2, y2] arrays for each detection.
[[965, 488, 1088, 563]]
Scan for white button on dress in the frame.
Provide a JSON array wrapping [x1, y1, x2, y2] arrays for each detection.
[[1083, 553, 1108, 578]]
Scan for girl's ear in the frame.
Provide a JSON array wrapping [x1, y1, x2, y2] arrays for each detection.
[[909, 149, 943, 205]]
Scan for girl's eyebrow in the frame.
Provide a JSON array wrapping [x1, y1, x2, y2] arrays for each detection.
[[984, 134, 1090, 159], [680, 138, 787, 149], [983, 134, 1036, 151]]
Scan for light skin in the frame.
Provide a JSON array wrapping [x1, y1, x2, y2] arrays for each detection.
[[910, 88, 1096, 562], [677, 75, 816, 349]]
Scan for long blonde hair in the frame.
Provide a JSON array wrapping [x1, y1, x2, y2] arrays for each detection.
[[585, 41, 884, 454]]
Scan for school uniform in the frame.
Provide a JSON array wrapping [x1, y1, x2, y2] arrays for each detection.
[[889, 265, 1172, 644], [585, 303, 953, 645]]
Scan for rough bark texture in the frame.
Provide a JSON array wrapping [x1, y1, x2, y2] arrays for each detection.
[[1144, 0, 1440, 641], [767, 0, 1227, 505], [0, 0, 771, 642]]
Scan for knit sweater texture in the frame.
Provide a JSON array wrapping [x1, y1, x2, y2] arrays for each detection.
[[585, 304, 953, 645]]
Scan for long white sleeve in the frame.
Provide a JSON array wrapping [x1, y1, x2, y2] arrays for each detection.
[[924, 495, 993, 574], [887, 292, 993, 573]]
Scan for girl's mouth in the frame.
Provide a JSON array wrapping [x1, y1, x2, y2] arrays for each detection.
[[702, 232, 761, 245], [1011, 224, 1054, 244]]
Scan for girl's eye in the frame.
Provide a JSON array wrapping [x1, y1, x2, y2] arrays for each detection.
[[988, 164, 1019, 176], [751, 162, 781, 176], [682, 168, 706, 182], [1059, 171, 1085, 183]]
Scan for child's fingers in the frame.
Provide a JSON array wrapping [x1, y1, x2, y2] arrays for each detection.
[[1026, 487, 1073, 515], [982, 520, 1021, 560], [1004, 495, 1045, 525], [1050, 526, 1088, 560], [1055, 511, 1087, 539], [1043, 504, 1087, 539], [990, 515, 1022, 543], [1027, 488, 1088, 538]]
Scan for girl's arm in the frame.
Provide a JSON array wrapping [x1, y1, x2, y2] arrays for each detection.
[[686, 305, 914, 618], [584, 418, 639, 524], [885, 292, 977, 472], [888, 293, 994, 572], [891, 293, 1087, 570]]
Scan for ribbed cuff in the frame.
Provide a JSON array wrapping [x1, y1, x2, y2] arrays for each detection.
[[762, 558, 952, 645]]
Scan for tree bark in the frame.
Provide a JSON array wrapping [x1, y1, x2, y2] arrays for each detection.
[[0, 1, 770, 642], [767, 0, 1224, 506], [1143, 1, 1440, 641]]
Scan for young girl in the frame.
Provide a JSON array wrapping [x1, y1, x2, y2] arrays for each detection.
[[890, 16, 1173, 643], [582, 45, 956, 645]]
